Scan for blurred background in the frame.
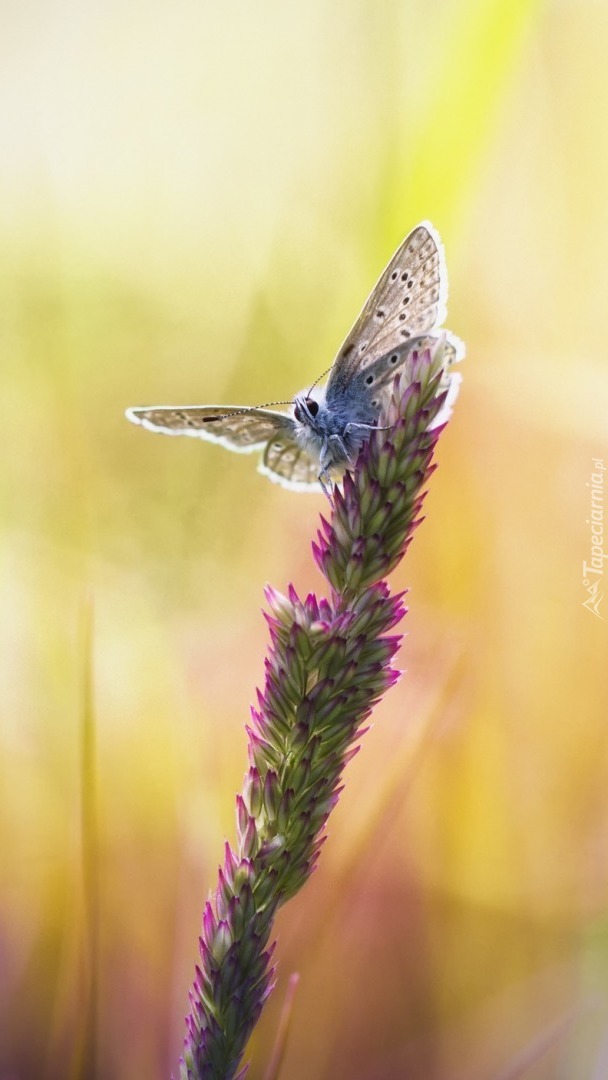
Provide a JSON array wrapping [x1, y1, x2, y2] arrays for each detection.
[[1, 0, 607, 1077]]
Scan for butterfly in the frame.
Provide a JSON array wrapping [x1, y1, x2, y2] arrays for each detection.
[[126, 221, 464, 492]]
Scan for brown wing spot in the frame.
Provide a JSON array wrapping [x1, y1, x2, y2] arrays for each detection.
[[390, 269, 399, 281], [390, 353, 399, 364], [359, 342, 368, 353], [376, 309, 386, 319], [365, 374, 374, 385], [401, 272, 408, 282], [398, 313, 406, 321], [407, 280, 414, 289], [201, 416, 222, 423], [402, 296, 410, 305], [401, 329, 411, 338]]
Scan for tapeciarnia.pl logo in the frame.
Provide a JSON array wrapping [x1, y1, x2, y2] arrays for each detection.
[[582, 457, 606, 620]]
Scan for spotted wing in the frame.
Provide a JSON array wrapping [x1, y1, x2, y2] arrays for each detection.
[[327, 329, 464, 412], [335, 331, 464, 428], [327, 222, 448, 396], [126, 405, 296, 453], [259, 431, 320, 490]]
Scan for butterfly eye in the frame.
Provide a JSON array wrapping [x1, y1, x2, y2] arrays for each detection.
[[306, 398, 319, 417], [294, 403, 303, 422]]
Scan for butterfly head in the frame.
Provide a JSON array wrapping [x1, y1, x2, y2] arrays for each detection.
[[292, 389, 339, 463], [293, 395, 321, 425]]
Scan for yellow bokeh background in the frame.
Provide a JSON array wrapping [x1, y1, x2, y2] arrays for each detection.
[[2, 1, 607, 1077]]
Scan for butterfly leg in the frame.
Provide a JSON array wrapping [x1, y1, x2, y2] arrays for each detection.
[[317, 469, 333, 499], [317, 438, 335, 499], [343, 421, 391, 436]]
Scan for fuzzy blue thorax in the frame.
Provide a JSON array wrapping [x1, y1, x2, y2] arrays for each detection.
[[292, 384, 378, 476]]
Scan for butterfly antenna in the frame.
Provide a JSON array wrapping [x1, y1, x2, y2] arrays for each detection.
[[202, 401, 293, 420], [307, 365, 332, 396]]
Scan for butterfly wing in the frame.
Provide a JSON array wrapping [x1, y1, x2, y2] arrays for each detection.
[[356, 329, 464, 396], [326, 222, 448, 397], [259, 430, 320, 490], [126, 405, 296, 453], [336, 331, 464, 425]]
